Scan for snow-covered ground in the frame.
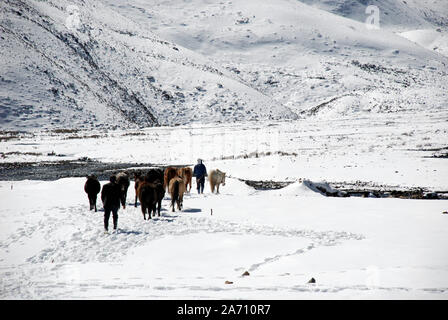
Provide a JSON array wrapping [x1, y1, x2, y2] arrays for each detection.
[[1, 121, 447, 299], [2, 116, 447, 190], [1, 175, 447, 299]]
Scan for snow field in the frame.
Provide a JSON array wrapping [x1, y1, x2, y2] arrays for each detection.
[[1, 176, 447, 299]]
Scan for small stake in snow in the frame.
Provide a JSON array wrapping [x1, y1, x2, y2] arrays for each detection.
[[211, 209, 213, 216]]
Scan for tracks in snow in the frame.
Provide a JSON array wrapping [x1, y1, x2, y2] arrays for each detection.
[[1, 199, 364, 265]]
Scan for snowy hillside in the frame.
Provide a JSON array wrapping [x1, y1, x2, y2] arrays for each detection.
[[1, 0, 447, 130], [0, 0, 297, 131], [298, 0, 448, 30], [298, 0, 448, 57], [102, 0, 448, 127]]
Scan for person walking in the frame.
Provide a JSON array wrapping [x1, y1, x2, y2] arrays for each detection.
[[101, 175, 122, 233], [193, 159, 207, 194]]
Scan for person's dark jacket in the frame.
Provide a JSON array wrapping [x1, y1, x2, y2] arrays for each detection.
[[101, 182, 121, 210], [193, 163, 207, 179]]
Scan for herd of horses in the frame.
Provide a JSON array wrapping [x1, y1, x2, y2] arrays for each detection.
[[84, 166, 226, 220]]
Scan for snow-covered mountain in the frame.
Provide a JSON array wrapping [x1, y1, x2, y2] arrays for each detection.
[[0, 0, 297, 131], [2, 1, 448, 300], [1, 0, 447, 131]]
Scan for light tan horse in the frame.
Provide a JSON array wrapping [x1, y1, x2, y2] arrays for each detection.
[[209, 169, 226, 194], [169, 176, 185, 212], [177, 167, 192, 192]]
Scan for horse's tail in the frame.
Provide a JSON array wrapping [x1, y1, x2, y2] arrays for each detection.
[[164, 170, 169, 191], [171, 180, 179, 208]]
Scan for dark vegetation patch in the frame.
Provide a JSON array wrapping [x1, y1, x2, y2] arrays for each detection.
[[0, 130, 33, 142], [122, 131, 147, 137], [0, 159, 192, 181], [0, 159, 150, 181], [429, 153, 448, 159], [242, 179, 293, 190], [351, 60, 406, 75], [65, 134, 103, 140], [1, 151, 43, 158], [51, 128, 79, 134], [211, 150, 298, 161], [238, 178, 448, 200], [408, 146, 448, 159]]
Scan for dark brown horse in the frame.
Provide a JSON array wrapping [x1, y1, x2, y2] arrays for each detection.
[[146, 168, 164, 184], [84, 174, 101, 212], [145, 168, 165, 217], [177, 167, 192, 192], [137, 181, 157, 220], [164, 167, 178, 191]]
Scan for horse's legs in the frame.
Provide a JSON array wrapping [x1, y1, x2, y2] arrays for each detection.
[[123, 190, 127, 209], [217, 183, 220, 194], [120, 193, 125, 209], [152, 203, 157, 218], [142, 205, 146, 220], [157, 200, 162, 216]]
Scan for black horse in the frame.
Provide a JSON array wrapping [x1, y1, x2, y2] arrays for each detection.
[[116, 172, 130, 209], [145, 168, 164, 184], [84, 175, 101, 212]]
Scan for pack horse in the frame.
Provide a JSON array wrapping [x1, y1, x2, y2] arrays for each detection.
[[209, 169, 226, 194]]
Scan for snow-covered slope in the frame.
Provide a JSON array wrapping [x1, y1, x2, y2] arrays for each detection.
[[103, 0, 448, 123], [2, 0, 447, 131], [298, 0, 448, 30], [0, 0, 297, 131], [298, 0, 448, 57]]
